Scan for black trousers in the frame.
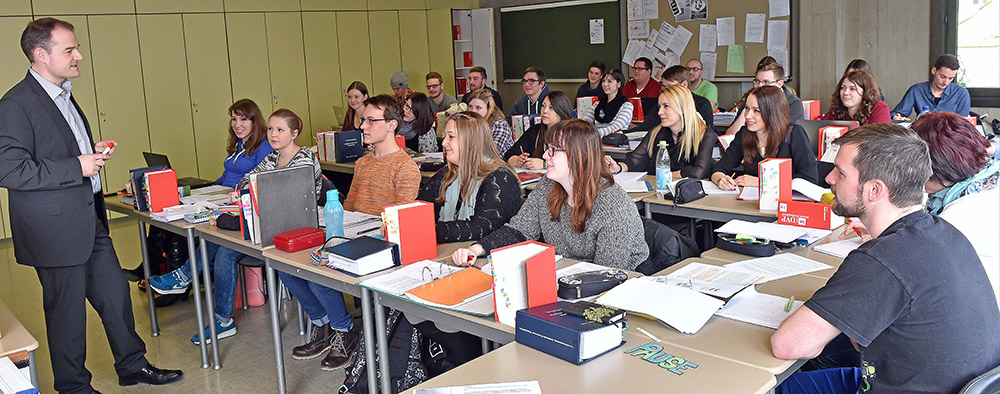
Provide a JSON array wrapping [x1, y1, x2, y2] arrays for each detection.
[[34, 193, 147, 394]]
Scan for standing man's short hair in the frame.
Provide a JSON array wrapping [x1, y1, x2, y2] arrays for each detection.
[[469, 66, 487, 79], [833, 124, 933, 208], [21, 18, 75, 62], [523, 66, 546, 82], [363, 95, 404, 133], [933, 54, 961, 71]]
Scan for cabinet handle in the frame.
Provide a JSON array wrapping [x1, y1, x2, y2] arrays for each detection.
[[192, 102, 198, 106], [100, 112, 106, 116]]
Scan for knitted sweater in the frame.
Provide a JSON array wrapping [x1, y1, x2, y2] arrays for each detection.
[[344, 149, 421, 215], [478, 177, 648, 270], [237, 147, 322, 197], [417, 167, 523, 243]]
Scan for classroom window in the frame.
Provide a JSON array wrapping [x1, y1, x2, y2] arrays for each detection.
[[955, 0, 998, 89]]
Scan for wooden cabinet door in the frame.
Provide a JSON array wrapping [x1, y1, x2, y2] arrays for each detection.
[[265, 11, 312, 145], [302, 11, 344, 133], [184, 13, 233, 181]]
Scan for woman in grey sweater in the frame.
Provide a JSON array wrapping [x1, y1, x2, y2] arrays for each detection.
[[451, 119, 648, 270]]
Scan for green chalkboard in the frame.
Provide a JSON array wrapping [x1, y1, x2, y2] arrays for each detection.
[[500, 1, 621, 80]]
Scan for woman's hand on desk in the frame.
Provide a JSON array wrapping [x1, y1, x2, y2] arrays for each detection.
[[451, 244, 484, 267], [228, 190, 240, 203], [734, 175, 758, 187], [711, 172, 738, 191]]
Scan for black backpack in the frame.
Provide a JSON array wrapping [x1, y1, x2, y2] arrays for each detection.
[[339, 308, 428, 394]]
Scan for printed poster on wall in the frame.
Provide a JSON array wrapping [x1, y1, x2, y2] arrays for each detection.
[[590, 19, 605, 44]]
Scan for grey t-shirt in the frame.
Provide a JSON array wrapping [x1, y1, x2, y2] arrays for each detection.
[[429, 93, 458, 114], [806, 211, 1000, 393]]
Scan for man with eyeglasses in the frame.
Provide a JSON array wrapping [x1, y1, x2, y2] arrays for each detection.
[[725, 61, 804, 135], [426, 71, 458, 114], [622, 57, 661, 99], [461, 66, 503, 111], [686, 58, 718, 109], [510, 66, 550, 119]]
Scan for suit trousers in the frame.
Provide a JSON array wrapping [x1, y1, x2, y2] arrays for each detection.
[[34, 193, 148, 394]]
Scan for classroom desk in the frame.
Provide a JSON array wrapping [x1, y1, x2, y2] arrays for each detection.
[[699, 226, 850, 279], [404, 334, 777, 394], [0, 299, 39, 388], [643, 193, 777, 223], [104, 197, 215, 369], [320, 159, 438, 178], [261, 246, 379, 394]]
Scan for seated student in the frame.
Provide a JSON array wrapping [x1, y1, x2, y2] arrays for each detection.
[[686, 58, 718, 109], [582, 69, 633, 137], [842, 58, 885, 102], [711, 86, 817, 189], [149, 109, 321, 345], [608, 85, 715, 179], [622, 57, 661, 99], [390, 71, 413, 105], [504, 91, 573, 170], [426, 71, 458, 114], [344, 95, 422, 215], [818, 71, 891, 125], [891, 54, 971, 120], [510, 66, 550, 118], [452, 119, 649, 270], [399, 92, 439, 154], [341, 81, 368, 131], [417, 112, 523, 243], [467, 88, 514, 154], [725, 61, 804, 135], [628, 65, 714, 133], [461, 66, 503, 111], [576, 60, 606, 99], [771, 125, 1000, 394]]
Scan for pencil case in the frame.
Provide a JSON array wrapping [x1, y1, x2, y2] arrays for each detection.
[[557, 269, 628, 299], [716, 233, 775, 257], [274, 227, 325, 253]]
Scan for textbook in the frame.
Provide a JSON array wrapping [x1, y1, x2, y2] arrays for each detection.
[[333, 130, 364, 163], [757, 158, 791, 211], [324, 236, 401, 276], [561, 300, 625, 324], [143, 168, 180, 213], [382, 201, 437, 265], [515, 301, 625, 365], [576, 96, 598, 119], [128, 165, 168, 211], [490, 240, 558, 327], [818, 125, 848, 162]]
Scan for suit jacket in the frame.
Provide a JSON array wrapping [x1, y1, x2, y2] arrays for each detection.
[[0, 71, 105, 268]]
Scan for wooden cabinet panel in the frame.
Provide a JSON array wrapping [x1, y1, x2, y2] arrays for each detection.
[[32, 0, 135, 15], [87, 15, 149, 191], [302, 11, 343, 133], [136, 14, 198, 179], [226, 13, 273, 115], [336, 12, 373, 100], [223, 0, 298, 12], [368, 0, 425, 10], [0, 0, 31, 16], [367, 11, 402, 96], [135, 0, 224, 13], [0, 17, 32, 238], [426, 8, 455, 97], [265, 12, 312, 146], [300, 0, 363, 11], [399, 10, 430, 99], [184, 13, 233, 181]]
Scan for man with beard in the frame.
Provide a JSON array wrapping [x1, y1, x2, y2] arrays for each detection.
[[769, 124, 1000, 393]]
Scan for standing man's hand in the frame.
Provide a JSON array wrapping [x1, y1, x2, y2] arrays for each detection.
[[78, 154, 105, 177], [95, 140, 116, 159]]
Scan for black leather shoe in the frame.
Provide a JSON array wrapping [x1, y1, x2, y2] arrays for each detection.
[[320, 324, 360, 371], [292, 323, 335, 360], [118, 363, 183, 386], [122, 264, 145, 282]]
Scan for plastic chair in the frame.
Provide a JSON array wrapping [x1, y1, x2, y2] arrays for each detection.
[[960, 364, 1000, 394]]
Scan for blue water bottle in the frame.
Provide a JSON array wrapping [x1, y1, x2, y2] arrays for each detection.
[[324, 189, 344, 239]]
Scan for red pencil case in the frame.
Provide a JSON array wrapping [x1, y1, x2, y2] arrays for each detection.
[[274, 227, 325, 253]]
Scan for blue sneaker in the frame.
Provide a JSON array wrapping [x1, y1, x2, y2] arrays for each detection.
[[148, 270, 191, 295], [191, 318, 237, 345]]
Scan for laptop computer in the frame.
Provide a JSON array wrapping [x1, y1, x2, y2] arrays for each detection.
[[142, 152, 216, 189]]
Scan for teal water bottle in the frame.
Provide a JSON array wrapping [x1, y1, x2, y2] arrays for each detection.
[[324, 189, 344, 239]]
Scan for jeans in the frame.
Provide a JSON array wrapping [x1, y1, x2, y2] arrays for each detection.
[[176, 242, 245, 321], [278, 272, 353, 331], [775, 367, 862, 394]]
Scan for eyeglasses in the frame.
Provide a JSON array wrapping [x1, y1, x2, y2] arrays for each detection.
[[688, 67, 702, 71], [633, 67, 651, 71], [359, 118, 387, 125], [543, 144, 565, 156], [521, 79, 540, 85], [403, 104, 413, 111], [426, 83, 442, 89], [753, 79, 780, 86]]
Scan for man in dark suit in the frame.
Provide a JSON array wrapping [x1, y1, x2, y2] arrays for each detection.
[[0, 18, 182, 394]]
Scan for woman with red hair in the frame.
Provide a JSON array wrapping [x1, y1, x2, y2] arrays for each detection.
[[451, 119, 648, 270]]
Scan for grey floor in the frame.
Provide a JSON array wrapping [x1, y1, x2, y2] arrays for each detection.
[[0, 217, 354, 393]]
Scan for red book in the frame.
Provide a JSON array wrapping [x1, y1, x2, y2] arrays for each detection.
[[382, 201, 437, 265], [802, 100, 821, 120], [488, 240, 557, 327], [629, 97, 643, 122], [456, 77, 467, 95], [143, 169, 179, 213], [452, 25, 461, 40], [758, 158, 791, 211], [778, 200, 842, 230], [395, 134, 406, 150], [463, 51, 473, 67]]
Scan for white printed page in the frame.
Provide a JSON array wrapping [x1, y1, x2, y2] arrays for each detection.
[[360, 260, 463, 296], [724, 254, 833, 283]]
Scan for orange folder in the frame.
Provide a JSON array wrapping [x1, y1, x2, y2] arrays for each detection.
[[405, 268, 493, 306]]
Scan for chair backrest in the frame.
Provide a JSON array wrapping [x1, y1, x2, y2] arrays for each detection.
[[960, 364, 1000, 394], [634, 217, 699, 275], [317, 177, 336, 206]]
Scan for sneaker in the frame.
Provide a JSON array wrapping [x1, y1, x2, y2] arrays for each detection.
[[148, 270, 191, 295], [320, 324, 360, 371], [191, 319, 237, 345], [292, 323, 335, 360]]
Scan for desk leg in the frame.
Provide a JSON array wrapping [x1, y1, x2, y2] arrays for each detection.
[[481, 338, 489, 354], [265, 260, 286, 394], [200, 238, 222, 369], [28, 350, 37, 388], [373, 294, 390, 394], [644, 202, 652, 219], [137, 222, 158, 337], [360, 288, 377, 394], [186, 228, 209, 368]]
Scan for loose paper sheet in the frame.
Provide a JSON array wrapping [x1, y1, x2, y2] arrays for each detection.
[[622, 39, 644, 67], [628, 20, 650, 39], [596, 277, 723, 334], [767, 19, 789, 49], [699, 24, 717, 52], [715, 286, 803, 329], [414, 380, 543, 394], [626, 0, 643, 20], [700, 51, 717, 80], [664, 51, 680, 69], [716, 17, 735, 46], [769, 0, 791, 18], [745, 13, 766, 43], [724, 254, 833, 283], [666, 25, 693, 55], [655, 22, 676, 51], [589, 19, 605, 44], [642, 0, 659, 19], [768, 47, 789, 69], [726, 44, 745, 73]]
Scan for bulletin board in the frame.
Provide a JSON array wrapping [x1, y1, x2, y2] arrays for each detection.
[[625, 0, 793, 79]]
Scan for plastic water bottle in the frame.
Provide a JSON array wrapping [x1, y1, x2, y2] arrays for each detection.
[[655, 140, 672, 199], [324, 189, 344, 239], [915, 106, 931, 121]]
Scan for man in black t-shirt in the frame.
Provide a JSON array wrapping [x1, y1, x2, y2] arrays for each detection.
[[771, 124, 1000, 393]]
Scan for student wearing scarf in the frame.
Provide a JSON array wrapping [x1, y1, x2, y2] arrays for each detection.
[[417, 112, 523, 243], [582, 69, 634, 137]]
